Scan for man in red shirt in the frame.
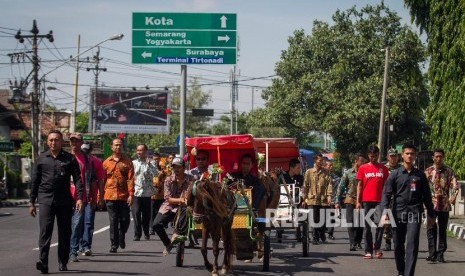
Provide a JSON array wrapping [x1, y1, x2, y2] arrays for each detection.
[[69, 134, 105, 261], [356, 145, 389, 259]]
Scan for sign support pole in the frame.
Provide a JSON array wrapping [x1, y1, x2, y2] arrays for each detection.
[[180, 65, 187, 157]]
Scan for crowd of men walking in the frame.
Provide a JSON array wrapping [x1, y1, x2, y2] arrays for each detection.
[[29, 130, 460, 276], [304, 144, 459, 276]]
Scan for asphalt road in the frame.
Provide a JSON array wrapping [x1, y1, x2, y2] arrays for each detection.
[[1, 205, 464, 276]]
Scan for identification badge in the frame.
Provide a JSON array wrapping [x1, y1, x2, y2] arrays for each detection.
[[410, 182, 416, 191]]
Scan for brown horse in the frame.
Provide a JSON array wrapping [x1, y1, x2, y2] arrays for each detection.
[[187, 179, 236, 276], [258, 170, 281, 216]]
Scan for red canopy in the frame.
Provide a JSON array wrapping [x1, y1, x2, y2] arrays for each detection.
[[185, 134, 257, 175], [253, 138, 299, 171]]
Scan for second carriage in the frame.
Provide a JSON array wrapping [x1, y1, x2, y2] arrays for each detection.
[[175, 134, 309, 273]]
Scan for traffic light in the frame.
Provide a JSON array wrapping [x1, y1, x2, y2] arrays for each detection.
[[192, 108, 214, 117]]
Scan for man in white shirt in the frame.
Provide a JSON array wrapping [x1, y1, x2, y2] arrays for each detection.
[[132, 144, 158, 241]]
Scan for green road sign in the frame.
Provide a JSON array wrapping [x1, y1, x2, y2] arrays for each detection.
[[133, 13, 237, 30], [132, 12, 237, 65], [0, 142, 14, 152], [132, 47, 236, 64], [132, 30, 237, 48]]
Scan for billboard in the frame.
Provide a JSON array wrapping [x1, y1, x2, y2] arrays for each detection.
[[95, 88, 170, 134]]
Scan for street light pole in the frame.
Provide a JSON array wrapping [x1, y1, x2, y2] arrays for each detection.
[[84, 34, 124, 135], [378, 46, 390, 161]]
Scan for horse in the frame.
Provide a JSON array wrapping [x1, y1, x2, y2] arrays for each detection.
[[258, 169, 281, 216], [186, 178, 236, 276]]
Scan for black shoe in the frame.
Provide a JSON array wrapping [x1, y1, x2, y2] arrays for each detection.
[[109, 247, 117, 253], [119, 237, 126, 249], [384, 242, 391, 251], [437, 255, 446, 263], [144, 235, 150, 240], [350, 245, 356, 251], [59, 264, 68, 271], [133, 236, 141, 241], [36, 261, 48, 274], [426, 255, 437, 262], [328, 235, 335, 240], [149, 231, 155, 235], [312, 239, 319, 245], [356, 242, 363, 249]]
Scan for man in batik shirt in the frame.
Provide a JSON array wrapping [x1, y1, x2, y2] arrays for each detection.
[[424, 149, 460, 263], [336, 153, 366, 251]]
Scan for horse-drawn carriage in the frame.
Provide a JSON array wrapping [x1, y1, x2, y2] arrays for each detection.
[[173, 134, 308, 275], [254, 138, 310, 257]]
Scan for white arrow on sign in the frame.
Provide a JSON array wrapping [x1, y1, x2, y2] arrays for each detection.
[[218, 35, 230, 43], [220, 15, 227, 28], [141, 51, 152, 59]]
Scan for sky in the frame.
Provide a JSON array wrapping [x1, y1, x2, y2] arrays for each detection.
[[0, 0, 416, 124]]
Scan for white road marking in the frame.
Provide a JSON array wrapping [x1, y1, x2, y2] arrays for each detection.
[[32, 218, 133, 250]]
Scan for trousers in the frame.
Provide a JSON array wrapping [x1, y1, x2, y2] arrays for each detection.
[[150, 199, 164, 232], [106, 200, 130, 248], [131, 196, 151, 238], [426, 211, 449, 258], [345, 204, 364, 245], [363, 202, 383, 253], [153, 207, 187, 247], [38, 203, 73, 265], [393, 213, 422, 276]]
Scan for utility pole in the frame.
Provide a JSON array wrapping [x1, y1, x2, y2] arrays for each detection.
[[87, 47, 106, 135], [180, 65, 187, 157], [235, 69, 239, 134], [251, 87, 255, 112], [230, 67, 235, 135], [377, 46, 390, 161], [14, 20, 54, 163], [71, 35, 81, 134]]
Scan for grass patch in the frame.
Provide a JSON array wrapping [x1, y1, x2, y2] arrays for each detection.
[[447, 230, 456, 238]]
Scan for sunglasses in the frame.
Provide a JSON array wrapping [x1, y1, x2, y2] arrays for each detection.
[[196, 157, 207, 161]]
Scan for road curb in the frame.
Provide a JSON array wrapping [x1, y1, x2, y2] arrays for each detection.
[[0, 200, 29, 207], [448, 223, 465, 239]]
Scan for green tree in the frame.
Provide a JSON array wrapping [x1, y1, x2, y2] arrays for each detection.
[[170, 78, 212, 136], [249, 3, 427, 158], [211, 113, 249, 135], [404, 0, 465, 178], [75, 112, 89, 133], [16, 131, 32, 158]]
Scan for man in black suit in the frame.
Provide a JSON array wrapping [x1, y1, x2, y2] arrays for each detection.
[[29, 130, 83, 274]]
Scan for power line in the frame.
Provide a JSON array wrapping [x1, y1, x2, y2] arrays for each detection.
[[0, 26, 18, 31]]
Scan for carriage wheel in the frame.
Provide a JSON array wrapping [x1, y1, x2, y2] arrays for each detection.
[[302, 222, 309, 257], [262, 231, 271, 272], [176, 242, 185, 267]]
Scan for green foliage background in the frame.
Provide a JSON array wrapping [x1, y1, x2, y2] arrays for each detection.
[[248, 3, 428, 162], [405, 0, 465, 178]]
